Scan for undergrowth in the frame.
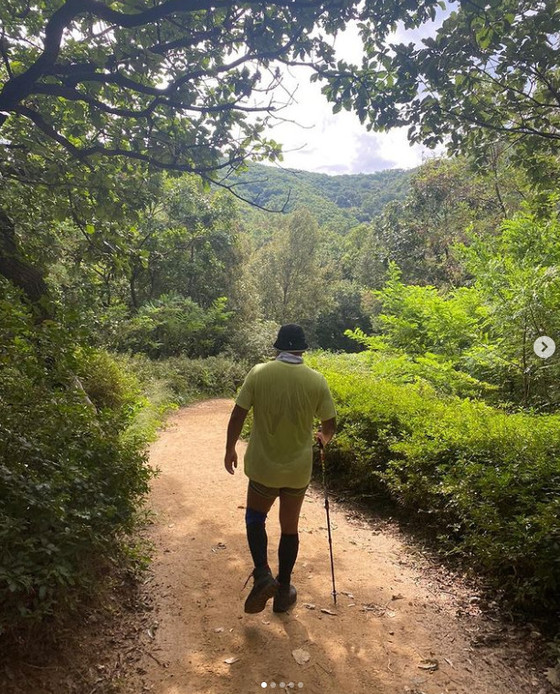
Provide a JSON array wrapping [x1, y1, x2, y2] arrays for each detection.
[[308, 351, 560, 617]]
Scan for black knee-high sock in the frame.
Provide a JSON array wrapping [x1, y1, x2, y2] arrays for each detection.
[[246, 520, 268, 572], [278, 533, 299, 585]]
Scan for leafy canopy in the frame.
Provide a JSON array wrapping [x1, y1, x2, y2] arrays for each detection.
[[2, 0, 557, 185], [322, 0, 560, 160], [0, 0, 379, 184]]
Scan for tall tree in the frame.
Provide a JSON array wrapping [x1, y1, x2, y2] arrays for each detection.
[[356, 156, 527, 289], [459, 207, 560, 408], [253, 208, 328, 326], [128, 175, 240, 308]]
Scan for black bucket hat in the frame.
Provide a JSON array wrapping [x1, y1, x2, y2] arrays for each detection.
[[273, 323, 308, 351]]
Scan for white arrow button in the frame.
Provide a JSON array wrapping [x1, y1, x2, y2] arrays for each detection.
[[533, 336, 556, 359]]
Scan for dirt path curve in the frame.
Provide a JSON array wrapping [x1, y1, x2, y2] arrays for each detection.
[[134, 399, 545, 694]]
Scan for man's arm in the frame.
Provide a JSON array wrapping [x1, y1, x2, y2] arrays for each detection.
[[317, 417, 336, 447], [224, 404, 249, 474]]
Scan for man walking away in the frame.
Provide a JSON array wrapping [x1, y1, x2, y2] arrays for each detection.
[[224, 324, 336, 614]]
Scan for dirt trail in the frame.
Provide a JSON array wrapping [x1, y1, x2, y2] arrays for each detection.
[[134, 399, 548, 694]]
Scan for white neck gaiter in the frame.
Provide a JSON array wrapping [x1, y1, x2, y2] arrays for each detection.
[[276, 351, 304, 364]]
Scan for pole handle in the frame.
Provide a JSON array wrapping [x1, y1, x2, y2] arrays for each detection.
[[317, 424, 324, 451]]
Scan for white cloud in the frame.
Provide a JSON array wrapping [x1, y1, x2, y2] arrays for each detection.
[[265, 72, 431, 175], [259, 12, 450, 175]]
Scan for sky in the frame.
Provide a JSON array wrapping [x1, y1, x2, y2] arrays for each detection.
[[266, 82, 432, 175], [259, 15, 448, 176]]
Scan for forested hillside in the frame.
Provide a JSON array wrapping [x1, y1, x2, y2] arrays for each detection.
[[231, 164, 413, 228], [1, 0, 559, 665]]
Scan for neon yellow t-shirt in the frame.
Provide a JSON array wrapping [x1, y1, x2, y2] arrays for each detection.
[[236, 360, 337, 488]]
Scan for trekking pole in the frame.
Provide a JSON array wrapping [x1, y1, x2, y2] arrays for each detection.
[[318, 434, 337, 605]]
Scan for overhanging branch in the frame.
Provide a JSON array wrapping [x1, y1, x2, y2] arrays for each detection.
[[0, 0, 324, 114]]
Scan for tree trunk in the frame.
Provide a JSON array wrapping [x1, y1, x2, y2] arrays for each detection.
[[130, 264, 140, 309], [522, 323, 530, 406], [0, 207, 52, 320]]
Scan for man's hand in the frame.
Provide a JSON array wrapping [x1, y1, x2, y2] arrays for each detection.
[[224, 404, 248, 476], [316, 417, 336, 447], [224, 448, 238, 475]]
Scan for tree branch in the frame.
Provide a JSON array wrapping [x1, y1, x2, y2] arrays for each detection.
[[438, 101, 560, 141], [0, 35, 13, 79], [530, 65, 560, 109], [475, 66, 559, 111], [59, 40, 298, 100], [0, 0, 324, 113], [13, 105, 88, 161], [77, 145, 243, 174], [205, 171, 290, 213], [147, 26, 226, 55], [32, 83, 278, 117], [0, 0, 83, 111]]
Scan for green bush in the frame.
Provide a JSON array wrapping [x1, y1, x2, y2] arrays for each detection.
[[115, 294, 232, 359], [361, 263, 486, 359], [0, 289, 154, 632], [225, 318, 279, 364], [309, 352, 560, 611], [355, 345, 495, 400], [78, 348, 143, 415], [127, 353, 249, 405]]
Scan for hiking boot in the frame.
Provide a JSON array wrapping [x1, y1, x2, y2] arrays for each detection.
[[273, 582, 297, 613], [244, 568, 278, 614]]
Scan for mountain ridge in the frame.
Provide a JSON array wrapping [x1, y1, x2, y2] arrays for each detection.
[[232, 162, 414, 230]]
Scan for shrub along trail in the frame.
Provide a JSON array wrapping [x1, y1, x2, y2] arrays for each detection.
[[133, 399, 551, 694]]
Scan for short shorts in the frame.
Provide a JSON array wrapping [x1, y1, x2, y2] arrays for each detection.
[[249, 479, 308, 499]]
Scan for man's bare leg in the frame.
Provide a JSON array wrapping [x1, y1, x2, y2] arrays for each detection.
[[246, 483, 277, 514], [278, 489, 306, 534]]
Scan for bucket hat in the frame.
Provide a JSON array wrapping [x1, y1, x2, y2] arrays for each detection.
[[273, 324, 308, 351]]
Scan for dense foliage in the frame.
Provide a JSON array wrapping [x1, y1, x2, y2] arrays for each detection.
[[309, 352, 560, 612], [0, 286, 152, 631], [0, 283, 249, 632], [326, 0, 560, 170], [128, 353, 248, 407], [233, 164, 412, 229], [354, 207, 560, 410]]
